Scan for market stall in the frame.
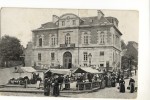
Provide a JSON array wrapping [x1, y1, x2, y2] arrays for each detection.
[[8, 67, 37, 85], [73, 67, 102, 74], [45, 69, 71, 75], [72, 67, 103, 90], [14, 67, 36, 79]]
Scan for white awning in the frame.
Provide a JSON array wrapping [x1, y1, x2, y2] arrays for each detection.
[[14, 67, 36, 73], [73, 67, 102, 74], [45, 69, 71, 75]]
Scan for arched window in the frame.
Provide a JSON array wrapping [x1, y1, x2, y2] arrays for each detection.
[[39, 38, 42, 46], [100, 32, 105, 44], [65, 33, 71, 44]]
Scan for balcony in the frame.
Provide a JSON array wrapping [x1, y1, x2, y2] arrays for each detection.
[[60, 43, 75, 48]]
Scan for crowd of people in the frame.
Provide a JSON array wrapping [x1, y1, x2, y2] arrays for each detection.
[[44, 71, 71, 96], [43, 70, 136, 96]]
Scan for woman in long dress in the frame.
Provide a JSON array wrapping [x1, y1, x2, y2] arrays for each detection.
[[36, 76, 42, 89], [104, 75, 108, 87], [44, 77, 50, 96], [53, 78, 60, 96], [64, 76, 70, 90], [129, 77, 135, 93], [100, 75, 106, 89], [119, 78, 125, 93], [111, 76, 116, 87], [107, 76, 112, 87]]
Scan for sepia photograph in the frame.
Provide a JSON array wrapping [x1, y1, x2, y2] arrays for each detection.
[[0, 8, 139, 99]]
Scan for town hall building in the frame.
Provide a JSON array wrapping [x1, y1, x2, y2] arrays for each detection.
[[31, 10, 122, 71]]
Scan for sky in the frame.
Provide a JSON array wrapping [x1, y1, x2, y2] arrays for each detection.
[[1, 8, 139, 47]]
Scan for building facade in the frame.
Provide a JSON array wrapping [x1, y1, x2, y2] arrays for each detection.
[[32, 10, 122, 71], [24, 42, 33, 66]]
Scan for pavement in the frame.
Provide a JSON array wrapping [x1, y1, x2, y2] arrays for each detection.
[[0, 68, 138, 98], [0, 67, 15, 85], [69, 74, 137, 98], [0, 85, 101, 94]]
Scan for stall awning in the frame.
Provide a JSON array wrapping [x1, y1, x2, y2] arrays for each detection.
[[73, 67, 102, 74], [45, 69, 71, 75], [14, 67, 36, 73]]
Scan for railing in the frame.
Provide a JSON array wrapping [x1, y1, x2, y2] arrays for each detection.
[[60, 43, 75, 48], [76, 81, 102, 91]]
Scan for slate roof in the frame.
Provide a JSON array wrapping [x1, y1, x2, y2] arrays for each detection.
[[38, 16, 112, 29], [39, 22, 58, 29], [80, 16, 111, 25]]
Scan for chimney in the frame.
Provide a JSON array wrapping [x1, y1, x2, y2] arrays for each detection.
[[97, 10, 104, 20], [52, 15, 59, 23]]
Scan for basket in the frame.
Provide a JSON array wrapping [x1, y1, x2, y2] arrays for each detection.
[[127, 86, 130, 90], [117, 86, 120, 89]]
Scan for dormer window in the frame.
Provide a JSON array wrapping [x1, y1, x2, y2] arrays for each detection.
[[73, 20, 76, 25], [67, 16, 70, 20], [56, 22, 58, 25], [62, 21, 65, 26], [90, 19, 93, 23]]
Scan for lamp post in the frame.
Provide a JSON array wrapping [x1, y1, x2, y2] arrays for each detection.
[[128, 58, 132, 77], [88, 53, 92, 67], [106, 61, 109, 72]]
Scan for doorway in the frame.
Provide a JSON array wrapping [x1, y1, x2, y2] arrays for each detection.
[[63, 52, 72, 69]]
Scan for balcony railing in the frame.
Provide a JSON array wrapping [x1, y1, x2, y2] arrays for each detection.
[[60, 43, 75, 48]]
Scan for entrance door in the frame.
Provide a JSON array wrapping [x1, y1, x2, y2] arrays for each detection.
[[63, 52, 72, 69]]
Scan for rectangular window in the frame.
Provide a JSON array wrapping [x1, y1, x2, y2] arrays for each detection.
[[100, 33, 105, 44], [51, 53, 55, 60], [100, 51, 104, 56], [84, 63, 87, 67], [83, 52, 88, 61], [51, 36, 56, 46], [38, 53, 41, 61], [65, 34, 71, 44], [73, 20, 76, 25], [39, 38, 42, 46], [62, 21, 65, 26], [51, 63, 54, 66], [100, 64, 104, 67], [84, 35, 88, 44], [100, 51, 104, 61]]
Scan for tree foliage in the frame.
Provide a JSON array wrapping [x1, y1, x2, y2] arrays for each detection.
[[121, 40, 127, 50], [0, 35, 23, 62], [121, 40, 138, 71], [121, 55, 136, 69]]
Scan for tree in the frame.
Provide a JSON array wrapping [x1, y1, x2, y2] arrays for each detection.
[[0, 35, 23, 67], [121, 40, 127, 50], [121, 56, 129, 70], [121, 40, 138, 75]]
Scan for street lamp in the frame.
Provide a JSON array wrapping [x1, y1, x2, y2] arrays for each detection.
[[128, 58, 132, 77], [88, 53, 92, 67]]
